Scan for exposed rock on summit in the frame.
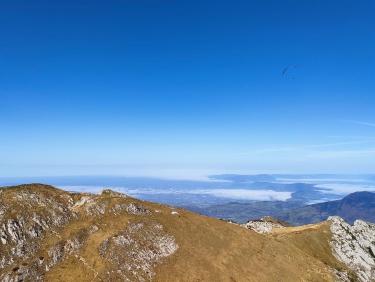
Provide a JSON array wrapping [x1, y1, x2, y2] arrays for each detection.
[[242, 216, 288, 234], [329, 216, 375, 282], [0, 184, 172, 281], [99, 221, 178, 281]]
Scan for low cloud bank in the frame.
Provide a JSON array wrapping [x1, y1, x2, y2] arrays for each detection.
[[61, 185, 292, 201], [316, 183, 375, 195], [190, 189, 291, 201]]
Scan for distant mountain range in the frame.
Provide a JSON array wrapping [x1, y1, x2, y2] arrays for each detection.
[[189, 191, 375, 225], [278, 191, 375, 225], [186, 200, 304, 223]]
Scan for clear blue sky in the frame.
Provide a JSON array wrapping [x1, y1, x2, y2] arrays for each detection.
[[1, 0, 375, 178]]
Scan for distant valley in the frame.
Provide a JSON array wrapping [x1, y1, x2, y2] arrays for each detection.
[[1, 174, 375, 226]]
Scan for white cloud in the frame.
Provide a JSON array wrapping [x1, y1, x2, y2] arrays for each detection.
[[274, 177, 369, 184], [307, 149, 375, 159], [345, 120, 375, 128], [60, 185, 106, 193], [191, 189, 292, 201], [316, 183, 375, 195], [60, 185, 292, 201]]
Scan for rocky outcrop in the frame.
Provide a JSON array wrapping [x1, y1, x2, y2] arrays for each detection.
[[328, 216, 375, 282], [99, 221, 178, 281], [242, 216, 287, 234], [0, 188, 76, 273], [125, 203, 151, 215], [101, 189, 128, 198], [0, 184, 160, 281]]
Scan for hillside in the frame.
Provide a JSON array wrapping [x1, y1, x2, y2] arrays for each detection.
[[279, 191, 375, 226], [0, 184, 370, 281]]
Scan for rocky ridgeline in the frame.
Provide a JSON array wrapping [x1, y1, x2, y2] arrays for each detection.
[[329, 216, 375, 282], [242, 214, 375, 281], [0, 186, 76, 273], [0, 184, 177, 282], [241, 216, 287, 234]]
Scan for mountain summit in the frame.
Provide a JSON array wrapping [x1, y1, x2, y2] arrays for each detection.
[[0, 184, 374, 281]]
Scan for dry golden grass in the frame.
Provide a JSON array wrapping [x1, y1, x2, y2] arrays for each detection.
[[0, 184, 352, 281]]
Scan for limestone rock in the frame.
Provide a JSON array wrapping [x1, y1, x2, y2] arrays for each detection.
[[328, 216, 375, 282], [242, 216, 287, 234]]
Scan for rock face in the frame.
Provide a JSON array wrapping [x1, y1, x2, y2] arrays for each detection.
[[0, 184, 177, 282], [0, 185, 76, 280], [99, 222, 178, 281], [329, 216, 375, 282], [242, 216, 287, 234]]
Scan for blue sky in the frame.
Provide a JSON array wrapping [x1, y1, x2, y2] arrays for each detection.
[[1, 0, 375, 178]]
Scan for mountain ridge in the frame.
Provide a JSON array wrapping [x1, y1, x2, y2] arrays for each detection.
[[278, 191, 375, 225], [0, 183, 372, 281]]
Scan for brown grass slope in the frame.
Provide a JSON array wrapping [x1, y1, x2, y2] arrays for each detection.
[[0, 184, 350, 281]]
